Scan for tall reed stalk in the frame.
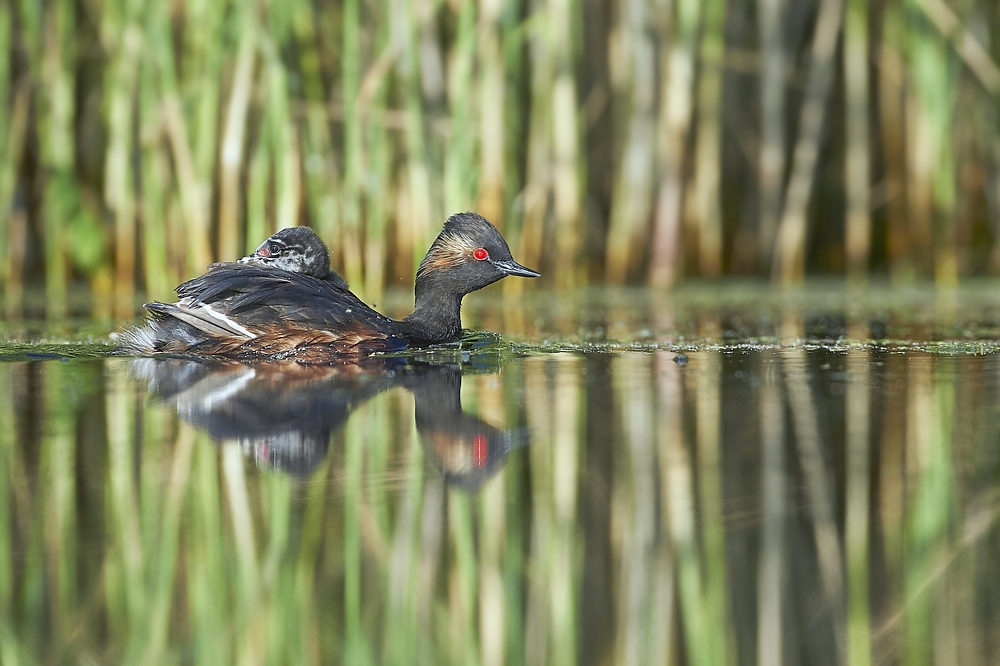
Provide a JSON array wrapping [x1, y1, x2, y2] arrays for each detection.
[[1, 0, 1000, 307], [649, 0, 700, 287], [844, 0, 870, 281], [772, 0, 844, 284], [690, 0, 725, 276]]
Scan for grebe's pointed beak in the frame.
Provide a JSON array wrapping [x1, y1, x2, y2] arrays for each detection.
[[493, 259, 540, 278]]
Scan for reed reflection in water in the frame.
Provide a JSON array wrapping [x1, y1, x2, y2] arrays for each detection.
[[0, 348, 998, 664]]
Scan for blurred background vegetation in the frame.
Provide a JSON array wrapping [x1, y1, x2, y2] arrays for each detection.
[[0, 0, 998, 318]]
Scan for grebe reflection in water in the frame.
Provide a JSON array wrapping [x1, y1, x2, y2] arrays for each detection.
[[127, 356, 528, 489]]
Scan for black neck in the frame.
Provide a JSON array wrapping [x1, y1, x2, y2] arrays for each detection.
[[412, 369, 464, 422], [400, 278, 464, 344]]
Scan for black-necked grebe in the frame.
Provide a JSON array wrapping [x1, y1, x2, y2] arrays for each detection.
[[121, 212, 539, 362]]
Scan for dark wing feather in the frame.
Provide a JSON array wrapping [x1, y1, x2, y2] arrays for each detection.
[[178, 265, 393, 329], [165, 264, 406, 357]]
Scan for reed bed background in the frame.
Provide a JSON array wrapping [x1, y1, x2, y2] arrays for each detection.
[[1, 340, 998, 664], [0, 0, 998, 318]]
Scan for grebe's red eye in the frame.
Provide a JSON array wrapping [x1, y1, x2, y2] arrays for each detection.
[[473, 247, 489, 261]]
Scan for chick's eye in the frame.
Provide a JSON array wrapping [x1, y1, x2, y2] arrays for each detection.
[[473, 247, 489, 261]]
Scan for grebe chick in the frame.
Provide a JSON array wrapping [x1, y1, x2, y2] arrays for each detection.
[[238, 227, 348, 288]]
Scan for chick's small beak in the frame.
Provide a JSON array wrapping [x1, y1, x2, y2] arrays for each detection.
[[493, 259, 540, 278]]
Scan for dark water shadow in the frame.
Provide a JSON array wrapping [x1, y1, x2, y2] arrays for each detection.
[[127, 354, 529, 490]]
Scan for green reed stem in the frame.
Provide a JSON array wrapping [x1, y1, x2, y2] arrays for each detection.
[[696, 352, 731, 665], [905, 365, 955, 666], [756, 0, 785, 272], [477, 1, 505, 226], [649, 0, 701, 288], [344, 413, 371, 663], [106, 365, 145, 636], [246, 118, 272, 253], [341, 0, 364, 288], [261, 30, 301, 233], [150, 3, 203, 275], [846, 350, 872, 666], [394, 0, 434, 274], [549, 0, 581, 288], [445, 1, 477, 215], [384, 410, 424, 665], [692, 0, 724, 277], [878, 2, 913, 281], [218, 4, 256, 263], [142, 427, 194, 665], [292, 0, 342, 272], [603, 0, 655, 285], [450, 492, 481, 666], [40, 0, 76, 317], [0, 366, 16, 661], [41, 363, 76, 658], [104, 0, 144, 314], [363, 18, 392, 302], [844, 0, 871, 282], [138, 58, 171, 298], [905, 2, 957, 286], [773, 0, 844, 284], [189, 439, 230, 666]]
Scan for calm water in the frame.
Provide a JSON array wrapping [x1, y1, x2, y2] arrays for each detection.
[[3, 286, 1000, 665]]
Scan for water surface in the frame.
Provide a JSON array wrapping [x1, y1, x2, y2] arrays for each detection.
[[2, 285, 999, 665]]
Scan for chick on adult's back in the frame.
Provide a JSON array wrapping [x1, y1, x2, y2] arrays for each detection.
[[120, 212, 539, 362], [238, 227, 349, 288]]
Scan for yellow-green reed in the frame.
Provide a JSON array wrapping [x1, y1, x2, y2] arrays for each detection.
[[0, 365, 19, 663], [394, 0, 434, 278], [476, 0, 506, 228], [189, 437, 230, 666], [783, 349, 846, 659], [0, 0, 13, 285], [878, 2, 911, 281], [161, 0, 213, 276], [548, 0, 582, 288], [139, 60, 172, 300], [756, 0, 786, 273], [266, 3, 301, 238], [846, 349, 872, 666], [2, 1, 1000, 307], [343, 408, 371, 664], [905, 363, 956, 666], [694, 351, 731, 664], [292, 0, 342, 276], [610, 353, 661, 663], [844, 0, 871, 282], [603, 1, 655, 285], [906, 3, 957, 286], [103, 0, 143, 317], [341, 0, 365, 290], [649, 0, 700, 288], [444, 1, 478, 216], [363, 15, 392, 303], [246, 116, 272, 256], [773, 0, 844, 284], [365, 389, 392, 548], [690, 0, 724, 277], [384, 393, 423, 665], [757, 353, 785, 666], [217, 3, 256, 265]]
